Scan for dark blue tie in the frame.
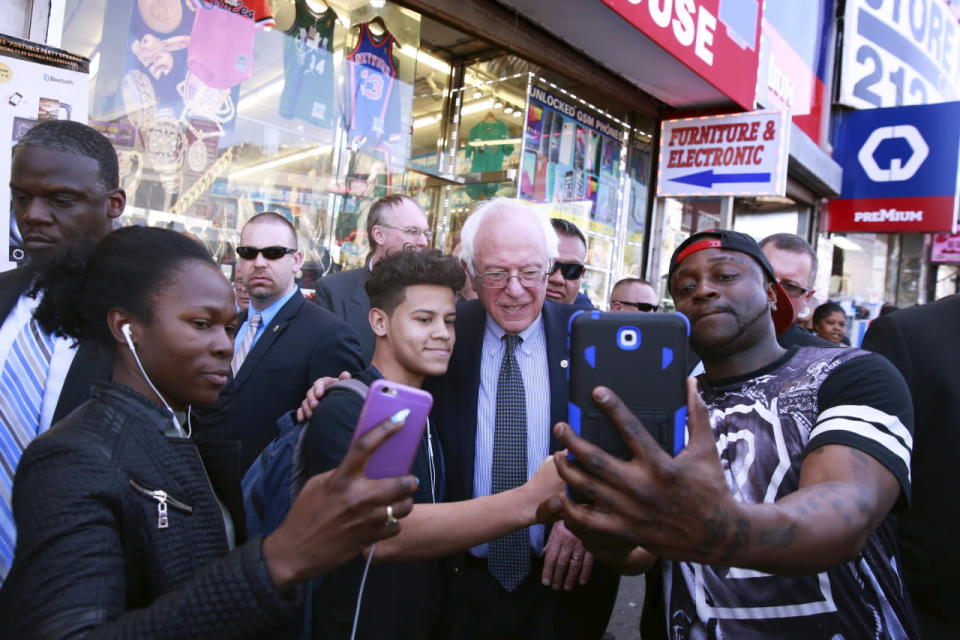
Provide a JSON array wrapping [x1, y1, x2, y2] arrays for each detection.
[[488, 334, 529, 592]]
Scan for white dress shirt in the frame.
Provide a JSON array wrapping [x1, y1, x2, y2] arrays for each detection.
[[471, 313, 550, 557]]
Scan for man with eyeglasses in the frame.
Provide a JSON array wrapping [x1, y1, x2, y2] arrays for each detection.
[[194, 212, 362, 471], [547, 218, 591, 306], [760, 233, 834, 349], [429, 198, 620, 639], [609, 278, 659, 313], [316, 195, 431, 362]]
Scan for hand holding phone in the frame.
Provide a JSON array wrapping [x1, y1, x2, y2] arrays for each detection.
[[351, 379, 433, 479]]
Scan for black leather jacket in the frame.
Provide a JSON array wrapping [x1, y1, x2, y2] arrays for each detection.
[[0, 382, 299, 639]]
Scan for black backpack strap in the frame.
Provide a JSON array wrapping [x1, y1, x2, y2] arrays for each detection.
[[290, 379, 369, 499]]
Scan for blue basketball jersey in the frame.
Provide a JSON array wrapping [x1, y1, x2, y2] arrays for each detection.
[[346, 22, 397, 148]]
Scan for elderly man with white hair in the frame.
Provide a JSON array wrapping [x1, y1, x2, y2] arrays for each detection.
[[431, 197, 620, 639]]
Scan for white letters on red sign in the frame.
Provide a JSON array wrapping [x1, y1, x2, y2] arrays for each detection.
[[626, 0, 717, 66]]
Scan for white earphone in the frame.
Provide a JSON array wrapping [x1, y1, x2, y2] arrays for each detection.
[[121, 322, 134, 345], [121, 323, 191, 438]]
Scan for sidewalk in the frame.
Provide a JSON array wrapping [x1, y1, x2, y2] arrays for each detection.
[[604, 574, 645, 639]]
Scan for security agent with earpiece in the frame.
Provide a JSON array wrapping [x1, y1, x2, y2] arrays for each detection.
[[0, 226, 419, 638], [192, 212, 363, 473]]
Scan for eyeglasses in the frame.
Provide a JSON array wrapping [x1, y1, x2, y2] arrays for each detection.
[[236, 246, 297, 260], [550, 261, 586, 281], [778, 280, 811, 298], [473, 269, 548, 289], [379, 224, 432, 242], [611, 300, 659, 312]]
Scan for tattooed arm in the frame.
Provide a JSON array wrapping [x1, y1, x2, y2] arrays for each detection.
[[543, 376, 906, 577], [719, 444, 900, 575]]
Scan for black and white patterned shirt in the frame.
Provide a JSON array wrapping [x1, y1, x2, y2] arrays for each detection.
[[665, 347, 917, 639]]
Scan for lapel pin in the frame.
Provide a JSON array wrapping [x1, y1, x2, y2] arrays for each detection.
[[272, 325, 279, 333], [560, 359, 568, 369]]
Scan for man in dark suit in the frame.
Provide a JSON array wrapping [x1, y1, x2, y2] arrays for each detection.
[[195, 212, 362, 472], [315, 195, 430, 363], [428, 198, 618, 639], [862, 293, 960, 639], [760, 232, 834, 348], [1, 120, 124, 581]]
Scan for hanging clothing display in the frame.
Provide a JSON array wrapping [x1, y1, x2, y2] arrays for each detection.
[[346, 22, 397, 150], [466, 117, 512, 199], [279, 0, 338, 128], [186, 0, 274, 90]]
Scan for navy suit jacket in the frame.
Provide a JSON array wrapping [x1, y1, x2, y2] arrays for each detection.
[[314, 267, 375, 363], [427, 298, 577, 504], [0, 267, 112, 423], [194, 290, 363, 471]]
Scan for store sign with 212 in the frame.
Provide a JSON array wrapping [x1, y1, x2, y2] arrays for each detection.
[[839, 0, 960, 109]]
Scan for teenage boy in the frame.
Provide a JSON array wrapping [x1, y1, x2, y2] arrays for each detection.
[[300, 249, 560, 640]]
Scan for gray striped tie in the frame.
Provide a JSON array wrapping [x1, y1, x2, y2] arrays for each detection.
[[488, 334, 529, 592], [231, 313, 262, 375]]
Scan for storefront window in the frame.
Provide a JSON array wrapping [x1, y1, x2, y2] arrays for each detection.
[[57, 1, 661, 300], [62, 0, 422, 285], [619, 131, 654, 281], [515, 76, 631, 305], [432, 56, 529, 253], [732, 195, 810, 239]]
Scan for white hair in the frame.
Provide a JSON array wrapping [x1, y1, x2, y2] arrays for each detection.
[[458, 197, 559, 275]]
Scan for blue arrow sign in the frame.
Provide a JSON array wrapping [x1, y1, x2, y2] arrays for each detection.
[[670, 169, 771, 188]]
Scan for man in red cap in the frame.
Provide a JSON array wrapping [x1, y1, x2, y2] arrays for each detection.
[[541, 229, 919, 638]]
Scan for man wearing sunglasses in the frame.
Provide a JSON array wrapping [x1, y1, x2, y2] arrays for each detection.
[[609, 278, 659, 313], [316, 195, 431, 362], [195, 212, 363, 471], [546, 218, 591, 306], [759, 233, 834, 349]]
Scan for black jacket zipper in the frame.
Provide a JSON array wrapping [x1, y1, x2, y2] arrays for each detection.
[[129, 479, 193, 529]]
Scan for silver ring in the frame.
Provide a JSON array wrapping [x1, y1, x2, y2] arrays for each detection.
[[385, 504, 398, 526], [571, 554, 583, 563]]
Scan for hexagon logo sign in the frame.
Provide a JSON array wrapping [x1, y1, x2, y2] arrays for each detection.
[[856, 125, 928, 183], [829, 102, 960, 233]]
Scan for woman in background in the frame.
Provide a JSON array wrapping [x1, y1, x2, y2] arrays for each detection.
[[0, 226, 416, 639], [813, 301, 848, 345]]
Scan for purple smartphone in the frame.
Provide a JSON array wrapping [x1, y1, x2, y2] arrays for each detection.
[[350, 379, 433, 479]]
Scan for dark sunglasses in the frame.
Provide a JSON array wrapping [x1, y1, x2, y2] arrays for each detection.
[[236, 246, 296, 260], [611, 300, 659, 312], [550, 261, 586, 280]]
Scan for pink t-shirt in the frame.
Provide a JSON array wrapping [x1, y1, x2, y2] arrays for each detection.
[[187, 0, 274, 89]]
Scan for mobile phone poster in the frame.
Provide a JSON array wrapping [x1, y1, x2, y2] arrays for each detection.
[[0, 38, 90, 271], [519, 84, 627, 237]]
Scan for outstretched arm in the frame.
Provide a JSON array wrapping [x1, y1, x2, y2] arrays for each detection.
[[373, 456, 562, 562], [549, 379, 904, 576]]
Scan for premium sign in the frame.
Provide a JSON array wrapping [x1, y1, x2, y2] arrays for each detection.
[[602, 0, 762, 109], [657, 110, 790, 197], [839, 0, 960, 109], [828, 102, 960, 233]]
